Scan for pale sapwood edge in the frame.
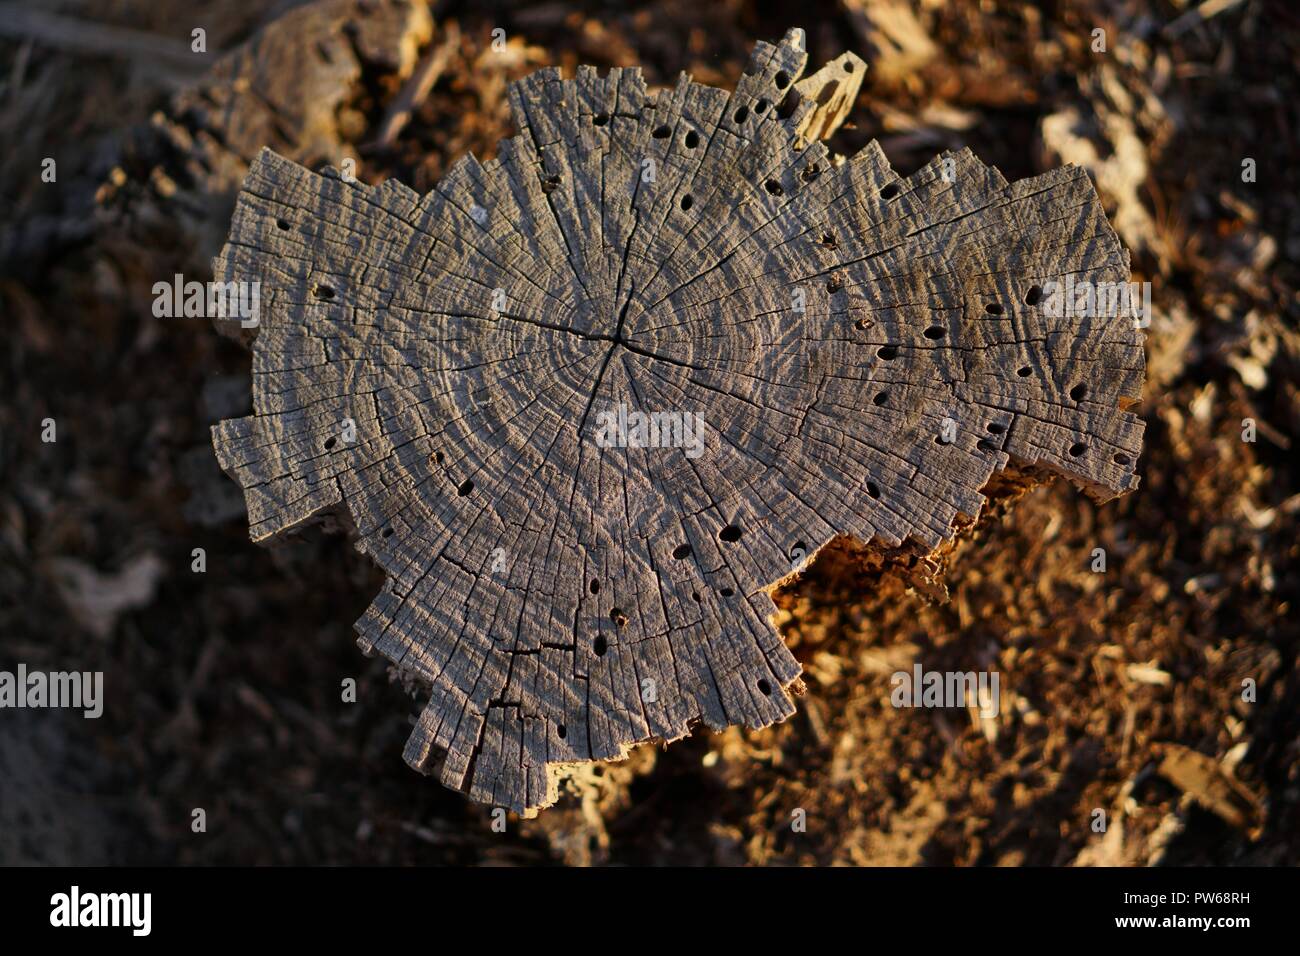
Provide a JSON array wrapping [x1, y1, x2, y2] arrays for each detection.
[[210, 28, 1145, 814]]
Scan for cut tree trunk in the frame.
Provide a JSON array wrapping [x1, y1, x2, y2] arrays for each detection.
[[211, 28, 1145, 814]]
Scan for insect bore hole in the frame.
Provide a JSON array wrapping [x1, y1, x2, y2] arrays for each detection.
[[719, 525, 742, 543]]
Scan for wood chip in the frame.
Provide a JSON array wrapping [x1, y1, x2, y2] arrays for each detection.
[[1157, 744, 1262, 834]]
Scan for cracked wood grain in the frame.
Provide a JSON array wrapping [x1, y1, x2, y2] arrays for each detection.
[[211, 28, 1145, 814]]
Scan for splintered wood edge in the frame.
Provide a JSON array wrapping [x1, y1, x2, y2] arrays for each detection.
[[792, 50, 868, 149], [210, 28, 1145, 814]]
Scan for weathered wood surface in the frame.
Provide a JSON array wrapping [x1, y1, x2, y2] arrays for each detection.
[[212, 28, 1145, 813]]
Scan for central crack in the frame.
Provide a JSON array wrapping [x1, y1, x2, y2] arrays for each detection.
[[486, 288, 702, 439], [575, 294, 636, 438]]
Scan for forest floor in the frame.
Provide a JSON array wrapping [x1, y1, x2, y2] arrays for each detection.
[[1, 0, 1297, 865]]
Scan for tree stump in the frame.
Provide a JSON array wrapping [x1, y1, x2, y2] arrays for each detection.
[[212, 28, 1145, 813]]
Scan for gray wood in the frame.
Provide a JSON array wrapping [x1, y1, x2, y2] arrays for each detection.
[[212, 28, 1145, 814]]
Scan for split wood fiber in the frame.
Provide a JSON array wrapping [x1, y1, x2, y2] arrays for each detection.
[[212, 29, 1145, 813]]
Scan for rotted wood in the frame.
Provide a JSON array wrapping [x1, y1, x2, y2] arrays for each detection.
[[160, 0, 432, 195], [2, 0, 434, 274], [145, 0, 432, 269], [211, 28, 1145, 813]]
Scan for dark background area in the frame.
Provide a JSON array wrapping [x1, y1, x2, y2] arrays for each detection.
[[1, 0, 1297, 865]]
